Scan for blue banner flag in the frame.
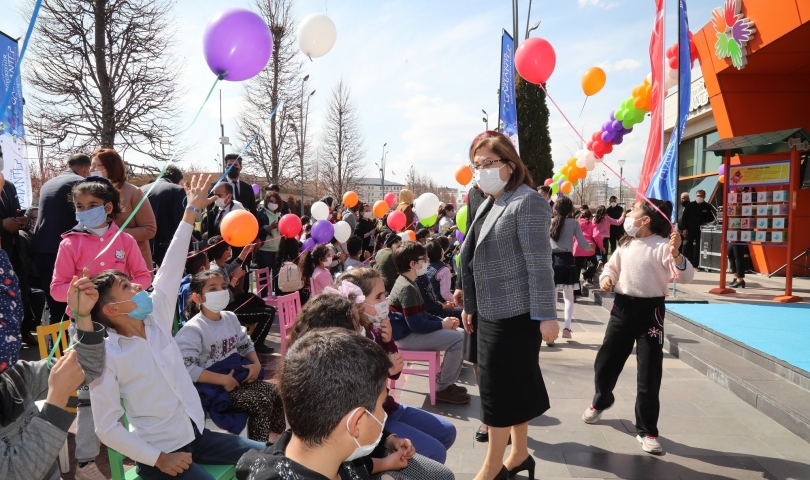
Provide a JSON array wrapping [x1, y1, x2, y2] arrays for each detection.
[[0, 31, 32, 208], [498, 30, 519, 154], [647, 0, 691, 221]]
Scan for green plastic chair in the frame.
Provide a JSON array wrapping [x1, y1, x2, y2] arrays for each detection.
[[107, 403, 237, 480]]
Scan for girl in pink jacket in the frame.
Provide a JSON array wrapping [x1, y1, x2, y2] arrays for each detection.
[[594, 205, 625, 253], [51, 177, 152, 316], [573, 209, 604, 287]]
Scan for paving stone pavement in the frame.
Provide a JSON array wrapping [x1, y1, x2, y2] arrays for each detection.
[[391, 297, 810, 479]]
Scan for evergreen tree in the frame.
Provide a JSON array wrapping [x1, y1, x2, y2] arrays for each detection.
[[515, 75, 554, 185]]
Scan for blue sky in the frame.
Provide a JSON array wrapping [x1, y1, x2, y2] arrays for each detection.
[[2, 0, 724, 192]]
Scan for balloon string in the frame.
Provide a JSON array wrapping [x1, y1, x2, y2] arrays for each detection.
[[210, 60, 307, 194], [577, 96, 588, 122], [536, 83, 674, 228], [85, 74, 225, 269], [0, 0, 42, 119]]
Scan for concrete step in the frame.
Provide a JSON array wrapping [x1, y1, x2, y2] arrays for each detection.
[[587, 288, 810, 444]]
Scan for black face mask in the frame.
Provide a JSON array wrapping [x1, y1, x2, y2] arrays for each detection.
[[227, 167, 240, 179], [682, 201, 689, 207]]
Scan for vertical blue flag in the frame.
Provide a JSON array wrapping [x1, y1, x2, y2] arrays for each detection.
[[0, 31, 32, 208], [498, 30, 519, 154], [647, 0, 691, 220]]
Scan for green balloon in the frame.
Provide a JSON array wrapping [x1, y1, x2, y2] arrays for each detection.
[[553, 173, 563, 181], [614, 109, 626, 121], [622, 98, 633, 109], [551, 182, 560, 195], [419, 214, 437, 227], [622, 119, 634, 129], [456, 206, 469, 234], [634, 109, 646, 123]]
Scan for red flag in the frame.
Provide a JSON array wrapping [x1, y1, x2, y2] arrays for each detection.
[[638, 0, 665, 197]]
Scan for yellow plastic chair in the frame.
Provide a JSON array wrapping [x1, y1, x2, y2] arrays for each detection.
[[35, 321, 74, 473], [108, 405, 236, 480]]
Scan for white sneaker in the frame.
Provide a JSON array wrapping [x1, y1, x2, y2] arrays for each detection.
[[637, 434, 663, 454], [562, 328, 572, 339], [582, 405, 603, 424], [75, 462, 107, 480]]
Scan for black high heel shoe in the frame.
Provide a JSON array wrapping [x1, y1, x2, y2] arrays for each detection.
[[508, 456, 535, 479], [494, 466, 509, 480]]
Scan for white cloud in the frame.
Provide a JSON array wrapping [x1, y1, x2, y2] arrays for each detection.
[[599, 59, 642, 72], [578, 0, 620, 10]]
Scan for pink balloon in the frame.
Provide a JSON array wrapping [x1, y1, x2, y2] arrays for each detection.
[[384, 192, 397, 207], [544, 178, 553, 186], [515, 37, 557, 85], [387, 210, 406, 231]]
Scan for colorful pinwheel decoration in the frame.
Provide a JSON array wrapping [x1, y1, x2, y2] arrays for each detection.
[[712, 0, 755, 70]]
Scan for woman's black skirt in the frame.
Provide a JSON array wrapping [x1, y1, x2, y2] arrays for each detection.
[[477, 312, 550, 427], [552, 251, 580, 291]]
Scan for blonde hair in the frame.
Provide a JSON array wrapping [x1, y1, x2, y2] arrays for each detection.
[[399, 189, 415, 205]]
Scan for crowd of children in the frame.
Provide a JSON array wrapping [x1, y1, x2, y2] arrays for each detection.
[[3, 160, 696, 480]]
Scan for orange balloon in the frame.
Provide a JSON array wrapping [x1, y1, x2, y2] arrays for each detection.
[[407, 231, 416, 241], [581, 67, 607, 96], [567, 157, 578, 167], [455, 165, 473, 186], [560, 165, 571, 177], [373, 200, 389, 219], [577, 166, 587, 178], [343, 191, 359, 208], [718, 175, 725, 184], [220, 210, 259, 247], [561, 181, 573, 194]]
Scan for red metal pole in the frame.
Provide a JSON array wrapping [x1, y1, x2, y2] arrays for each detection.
[[710, 151, 734, 295]]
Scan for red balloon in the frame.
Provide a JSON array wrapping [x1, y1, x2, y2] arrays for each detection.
[[278, 214, 302, 238], [591, 132, 601, 142], [543, 178, 553, 186], [593, 142, 606, 155], [387, 210, 406, 231], [384, 192, 397, 207], [514, 37, 557, 84], [586, 141, 594, 151]]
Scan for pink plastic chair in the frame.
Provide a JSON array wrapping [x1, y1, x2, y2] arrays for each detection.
[[389, 350, 441, 405], [277, 291, 302, 355], [255, 268, 278, 308]]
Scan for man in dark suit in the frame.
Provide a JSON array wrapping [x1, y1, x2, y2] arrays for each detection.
[[677, 192, 690, 254], [681, 189, 715, 267], [224, 154, 257, 214], [606, 195, 624, 256], [31, 153, 91, 326], [0, 159, 37, 344], [141, 164, 186, 266]]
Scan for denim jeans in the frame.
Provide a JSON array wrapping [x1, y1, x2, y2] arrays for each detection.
[[395, 328, 464, 390], [385, 404, 456, 464], [135, 425, 266, 480]]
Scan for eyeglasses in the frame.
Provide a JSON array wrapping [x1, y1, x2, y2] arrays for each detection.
[[470, 158, 503, 170]]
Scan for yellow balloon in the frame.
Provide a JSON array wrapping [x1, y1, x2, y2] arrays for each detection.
[[582, 67, 607, 97]]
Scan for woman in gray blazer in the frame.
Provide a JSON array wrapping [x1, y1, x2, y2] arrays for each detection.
[[459, 131, 558, 480]]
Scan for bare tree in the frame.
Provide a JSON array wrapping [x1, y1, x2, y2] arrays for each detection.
[[318, 79, 366, 201], [235, 0, 303, 186], [24, 0, 183, 159]]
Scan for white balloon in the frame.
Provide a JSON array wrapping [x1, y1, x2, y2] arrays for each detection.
[[297, 14, 337, 58], [398, 232, 411, 242], [413, 192, 440, 219], [311, 201, 329, 221], [575, 149, 588, 168], [665, 67, 678, 90], [333, 221, 352, 243], [646, 72, 653, 85], [585, 151, 599, 168]]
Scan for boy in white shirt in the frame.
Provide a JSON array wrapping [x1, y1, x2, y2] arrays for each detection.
[[83, 175, 265, 479]]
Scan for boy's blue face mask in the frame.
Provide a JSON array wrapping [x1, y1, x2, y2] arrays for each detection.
[[110, 290, 153, 321], [76, 204, 109, 229]]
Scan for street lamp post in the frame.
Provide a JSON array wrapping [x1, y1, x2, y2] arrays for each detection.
[[617, 159, 626, 206], [380, 143, 388, 194], [482, 109, 489, 131], [292, 75, 315, 216]]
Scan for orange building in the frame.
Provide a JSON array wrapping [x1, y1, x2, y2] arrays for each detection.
[[693, 0, 810, 278]]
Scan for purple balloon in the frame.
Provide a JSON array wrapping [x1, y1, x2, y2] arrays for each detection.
[[252, 183, 260, 195], [302, 237, 315, 252], [456, 230, 465, 243], [601, 131, 613, 142], [602, 121, 612, 131], [558, 179, 566, 187], [613, 136, 624, 145], [718, 164, 725, 176], [609, 110, 616, 121], [622, 127, 633, 135], [612, 120, 623, 132], [611, 130, 623, 141], [203, 9, 273, 81], [311, 220, 335, 244]]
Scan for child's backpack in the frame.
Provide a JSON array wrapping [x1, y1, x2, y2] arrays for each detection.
[[278, 261, 304, 292]]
